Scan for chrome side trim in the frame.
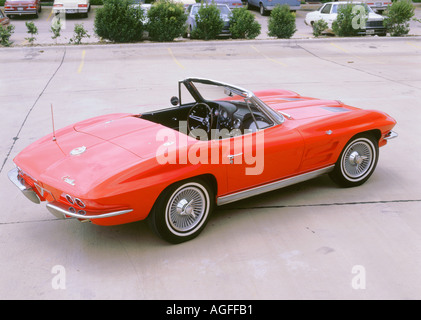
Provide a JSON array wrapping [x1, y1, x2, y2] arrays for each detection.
[[8, 167, 41, 204], [384, 130, 398, 140], [216, 165, 335, 206], [46, 202, 133, 220]]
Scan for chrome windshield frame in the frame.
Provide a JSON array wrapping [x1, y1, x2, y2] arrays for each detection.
[[178, 77, 284, 126]]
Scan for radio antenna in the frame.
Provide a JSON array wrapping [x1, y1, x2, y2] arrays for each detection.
[[51, 103, 56, 141]]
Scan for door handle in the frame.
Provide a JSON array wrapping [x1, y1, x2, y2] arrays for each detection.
[[227, 153, 243, 164]]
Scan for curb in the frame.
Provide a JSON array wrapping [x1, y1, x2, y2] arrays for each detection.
[[1, 35, 421, 52]]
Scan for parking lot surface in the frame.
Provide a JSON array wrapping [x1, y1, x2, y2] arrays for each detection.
[[1, 34, 421, 299]]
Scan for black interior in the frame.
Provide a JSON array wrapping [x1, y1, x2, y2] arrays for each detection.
[[140, 99, 272, 140], [140, 103, 194, 132]]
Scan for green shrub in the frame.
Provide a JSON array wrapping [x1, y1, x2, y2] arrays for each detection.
[[25, 21, 38, 45], [384, 0, 415, 36], [332, 4, 367, 37], [0, 25, 14, 47], [147, 0, 187, 42], [229, 7, 261, 39], [94, 0, 145, 43], [267, 5, 296, 39], [69, 23, 90, 44], [312, 19, 328, 37], [190, 4, 224, 40]]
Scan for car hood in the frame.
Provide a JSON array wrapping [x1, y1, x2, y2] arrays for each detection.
[[365, 12, 384, 21], [306, 11, 383, 21], [258, 93, 355, 121], [13, 113, 180, 194]]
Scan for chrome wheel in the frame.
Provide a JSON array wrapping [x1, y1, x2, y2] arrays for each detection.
[[166, 184, 208, 235], [148, 179, 213, 243], [341, 139, 374, 181], [330, 134, 379, 187]]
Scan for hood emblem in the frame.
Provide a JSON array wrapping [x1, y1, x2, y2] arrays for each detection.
[[62, 176, 75, 186], [70, 146, 87, 156]]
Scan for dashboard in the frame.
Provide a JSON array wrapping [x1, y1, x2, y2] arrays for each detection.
[[208, 100, 272, 134]]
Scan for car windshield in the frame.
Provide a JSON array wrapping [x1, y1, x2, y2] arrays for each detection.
[[190, 81, 248, 103], [332, 3, 373, 13], [180, 79, 284, 126]]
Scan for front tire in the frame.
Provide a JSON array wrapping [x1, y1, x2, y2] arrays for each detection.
[[329, 134, 379, 188], [259, 3, 267, 16], [148, 178, 214, 244]]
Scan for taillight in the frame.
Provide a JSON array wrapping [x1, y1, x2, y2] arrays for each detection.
[[75, 198, 86, 208], [64, 194, 86, 208], [78, 4, 88, 7], [65, 194, 74, 204]]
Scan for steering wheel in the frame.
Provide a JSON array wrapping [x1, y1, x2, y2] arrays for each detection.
[[187, 103, 213, 139]]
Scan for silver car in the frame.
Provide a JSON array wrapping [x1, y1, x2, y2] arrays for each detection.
[[203, 0, 244, 10], [186, 3, 232, 37]]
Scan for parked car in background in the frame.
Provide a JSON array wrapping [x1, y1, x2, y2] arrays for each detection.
[[130, 1, 151, 24], [3, 0, 42, 18], [0, 9, 10, 27], [348, 0, 392, 14], [177, 0, 196, 11], [53, 0, 90, 18], [248, 0, 301, 15], [204, 0, 244, 10], [186, 3, 232, 37], [305, 1, 386, 36]]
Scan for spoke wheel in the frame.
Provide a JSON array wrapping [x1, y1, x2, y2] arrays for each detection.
[[330, 134, 379, 187], [148, 179, 214, 244], [342, 141, 373, 180], [167, 185, 207, 234]]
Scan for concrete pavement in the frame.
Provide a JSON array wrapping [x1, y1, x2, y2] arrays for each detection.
[[1, 37, 421, 299]]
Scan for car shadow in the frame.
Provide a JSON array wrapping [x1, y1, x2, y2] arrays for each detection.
[[7, 15, 39, 21]]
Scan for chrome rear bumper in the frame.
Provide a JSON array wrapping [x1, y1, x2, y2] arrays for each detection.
[[9, 167, 132, 221], [46, 201, 133, 221], [8, 167, 41, 204]]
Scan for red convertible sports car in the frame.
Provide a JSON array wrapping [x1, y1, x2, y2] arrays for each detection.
[[9, 78, 397, 243]]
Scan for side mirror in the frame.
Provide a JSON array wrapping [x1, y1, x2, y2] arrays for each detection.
[[170, 96, 179, 106]]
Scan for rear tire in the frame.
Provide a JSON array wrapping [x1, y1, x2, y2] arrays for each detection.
[[148, 178, 214, 244], [329, 134, 379, 188]]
